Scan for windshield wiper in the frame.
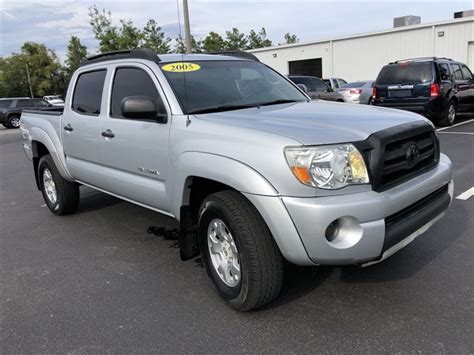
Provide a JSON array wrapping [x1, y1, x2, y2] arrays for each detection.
[[256, 99, 307, 107], [188, 104, 260, 115]]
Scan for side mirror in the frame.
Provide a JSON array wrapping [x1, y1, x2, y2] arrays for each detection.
[[296, 83, 308, 93], [121, 96, 167, 123]]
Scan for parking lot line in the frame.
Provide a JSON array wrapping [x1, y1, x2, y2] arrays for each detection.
[[436, 119, 474, 131], [437, 131, 474, 135], [455, 187, 474, 201]]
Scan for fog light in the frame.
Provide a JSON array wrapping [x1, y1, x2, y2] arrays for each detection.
[[324, 217, 363, 249], [325, 220, 340, 242]]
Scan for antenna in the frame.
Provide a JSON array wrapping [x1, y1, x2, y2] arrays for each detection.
[[176, 0, 191, 126]]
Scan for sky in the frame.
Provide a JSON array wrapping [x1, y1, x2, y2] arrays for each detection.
[[1, 0, 472, 61]]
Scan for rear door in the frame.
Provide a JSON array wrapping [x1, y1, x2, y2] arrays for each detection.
[[375, 62, 434, 104], [62, 69, 107, 185], [99, 63, 172, 213], [452, 63, 474, 112], [314, 78, 339, 101]]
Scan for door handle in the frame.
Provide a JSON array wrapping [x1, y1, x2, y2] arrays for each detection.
[[101, 129, 115, 138], [63, 124, 73, 132]]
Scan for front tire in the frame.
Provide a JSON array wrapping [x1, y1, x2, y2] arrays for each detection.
[[439, 101, 457, 126], [198, 190, 284, 311], [38, 155, 79, 215]]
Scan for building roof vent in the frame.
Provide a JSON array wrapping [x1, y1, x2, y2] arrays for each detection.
[[393, 15, 421, 28], [454, 10, 474, 19]]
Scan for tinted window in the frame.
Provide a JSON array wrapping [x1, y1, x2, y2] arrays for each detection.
[[461, 65, 472, 80], [438, 63, 451, 81], [341, 82, 366, 88], [376, 63, 433, 84], [312, 78, 329, 92], [161, 61, 307, 114], [290, 77, 315, 91], [0, 100, 13, 108], [32, 99, 50, 107], [451, 64, 463, 81], [111, 67, 162, 118], [16, 99, 32, 108], [72, 70, 106, 115]]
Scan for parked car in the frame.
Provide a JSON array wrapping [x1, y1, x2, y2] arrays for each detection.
[[21, 49, 453, 311], [288, 75, 345, 102], [43, 95, 65, 107], [0, 97, 51, 128], [373, 57, 474, 126], [337, 81, 375, 104], [323, 77, 348, 90]]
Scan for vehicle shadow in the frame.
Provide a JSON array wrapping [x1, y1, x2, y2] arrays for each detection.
[[76, 188, 123, 213]]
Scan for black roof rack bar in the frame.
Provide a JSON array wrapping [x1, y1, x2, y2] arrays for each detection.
[[209, 51, 260, 62], [392, 56, 453, 64], [79, 49, 161, 67]]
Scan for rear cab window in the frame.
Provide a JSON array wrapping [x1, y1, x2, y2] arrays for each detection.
[[438, 63, 452, 81], [72, 70, 107, 115], [376, 62, 434, 85]]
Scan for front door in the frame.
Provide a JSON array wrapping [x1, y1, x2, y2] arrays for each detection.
[[62, 69, 107, 186], [99, 64, 172, 213]]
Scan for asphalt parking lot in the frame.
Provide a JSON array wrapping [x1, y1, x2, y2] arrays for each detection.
[[1, 119, 473, 353]]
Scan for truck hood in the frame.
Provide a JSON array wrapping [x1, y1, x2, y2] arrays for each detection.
[[196, 100, 430, 145]]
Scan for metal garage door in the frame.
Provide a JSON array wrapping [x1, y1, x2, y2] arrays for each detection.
[[288, 58, 322, 77]]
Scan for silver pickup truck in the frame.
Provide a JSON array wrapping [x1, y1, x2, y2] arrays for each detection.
[[20, 49, 453, 311]]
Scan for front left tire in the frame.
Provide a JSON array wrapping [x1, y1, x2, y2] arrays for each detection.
[[198, 190, 284, 311], [38, 155, 80, 215]]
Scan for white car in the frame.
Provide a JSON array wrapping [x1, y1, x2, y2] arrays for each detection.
[[43, 95, 65, 107]]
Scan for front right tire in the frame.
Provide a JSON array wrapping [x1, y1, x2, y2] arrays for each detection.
[[198, 190, 284, 311]]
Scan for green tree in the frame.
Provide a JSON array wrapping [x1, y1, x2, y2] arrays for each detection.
[[224, 28, 248, 50], [117, 19, 143, 49], [282, 32, 299, 45], [88, 6, 120, 52], [247, 27, 273, 49], [174, 34, 202, 54], [64, 36, 87, 80], [0, 42, 62, 97], [201, 31, 225, 52], [142, 19, 171, 53]]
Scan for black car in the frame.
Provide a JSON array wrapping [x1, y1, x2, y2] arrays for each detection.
[[0, 98, 52, 128], [372, 57, 474, 126]]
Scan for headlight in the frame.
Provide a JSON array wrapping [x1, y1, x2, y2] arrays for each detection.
[[284, 144, 369, 189]]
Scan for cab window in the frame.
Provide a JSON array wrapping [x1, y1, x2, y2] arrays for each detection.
[[461, 65, 472, 80], [72, 70, 107, 116], [110, 67, 164, 119], [451, 64, 463, 81]]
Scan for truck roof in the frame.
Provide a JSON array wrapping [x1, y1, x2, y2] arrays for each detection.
[[79, 49, 259, 67]]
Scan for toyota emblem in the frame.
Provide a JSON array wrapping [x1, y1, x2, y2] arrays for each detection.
[[406, 143, 420, 166]]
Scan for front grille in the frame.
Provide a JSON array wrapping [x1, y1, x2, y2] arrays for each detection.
[[355, 122, 440, 192], [379, 131, 437, 189]]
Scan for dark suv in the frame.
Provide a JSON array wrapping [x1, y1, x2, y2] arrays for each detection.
[[0, 97, 52, 129], [372, 57, 474, 126]]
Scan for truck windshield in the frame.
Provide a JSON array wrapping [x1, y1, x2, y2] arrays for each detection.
[[160, 60, 308, 114], [376, 63, 433, 85]]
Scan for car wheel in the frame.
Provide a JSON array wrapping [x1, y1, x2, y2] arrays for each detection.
[[198, 190, 284, 311], [38, 155, 80, 215], [7, 115, 21, 129], [439, 101, 457, 126]]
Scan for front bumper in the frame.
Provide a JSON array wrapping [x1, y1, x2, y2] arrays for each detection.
[[282, 154, 453, 265], [246, 154, 453, 266]]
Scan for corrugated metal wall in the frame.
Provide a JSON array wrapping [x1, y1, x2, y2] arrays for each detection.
[[251, 19, 474, 82]]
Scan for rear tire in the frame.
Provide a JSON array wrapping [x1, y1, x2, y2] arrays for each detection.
[[439, 101, 457, 126], [198, 190, 284, 311], [38, 155, 79, 215], [7, 115, 21, 129]]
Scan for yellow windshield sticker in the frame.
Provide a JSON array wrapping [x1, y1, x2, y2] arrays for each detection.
[[161, 62, 201, 73]]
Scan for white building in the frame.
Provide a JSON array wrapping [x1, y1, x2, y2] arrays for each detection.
[[249, 15, 474, 82]]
